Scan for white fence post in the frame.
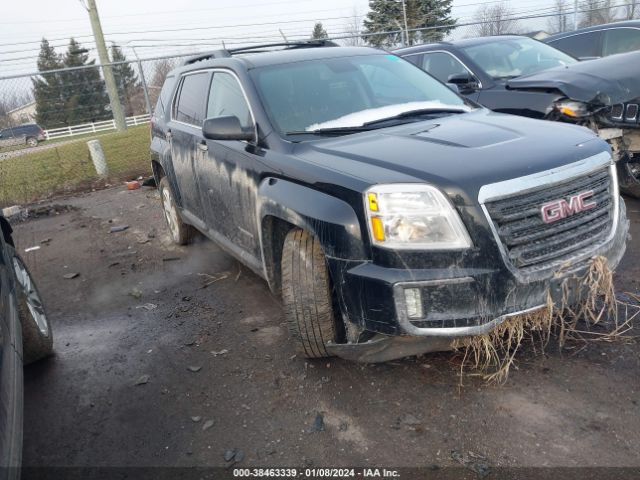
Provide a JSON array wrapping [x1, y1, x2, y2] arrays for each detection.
[[87, 139, 108, 177]]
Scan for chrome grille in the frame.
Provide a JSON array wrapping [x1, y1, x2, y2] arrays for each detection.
[[484, 167, 614, 272]]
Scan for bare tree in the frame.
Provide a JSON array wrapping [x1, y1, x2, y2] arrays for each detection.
[[472, 2, 520, 37], [579, 0, 618, 27], [342, 7, 364, 46], [547, 0, 570, 34], [622, 0, 639, 19]]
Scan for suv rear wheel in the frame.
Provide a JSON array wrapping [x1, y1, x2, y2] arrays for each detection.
[[159, 177, 194, 245], [281, 229, 337, 358]]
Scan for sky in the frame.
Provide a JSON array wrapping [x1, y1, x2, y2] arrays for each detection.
[[0, 0, 558, 78]]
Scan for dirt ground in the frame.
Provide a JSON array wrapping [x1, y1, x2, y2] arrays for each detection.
[[12, 186, 640, 473]]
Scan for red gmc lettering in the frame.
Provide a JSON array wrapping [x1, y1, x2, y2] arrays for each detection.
[[540, 190, 596, 224]]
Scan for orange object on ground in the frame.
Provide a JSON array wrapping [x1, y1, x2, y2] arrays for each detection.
[[126, 181, 141, 190]]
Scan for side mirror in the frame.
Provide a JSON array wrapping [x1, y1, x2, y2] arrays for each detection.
[[445, 82, 460, 94], [202, 116, 255, 142], [447, 73, 479, 92]]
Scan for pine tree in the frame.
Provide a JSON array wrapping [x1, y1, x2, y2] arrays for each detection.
[[363, 0, 456, 48], [311, 22, 329, 39], [60, 38, 110, 125], [110, 44, 144, 116], [33, 38, 66, 128]]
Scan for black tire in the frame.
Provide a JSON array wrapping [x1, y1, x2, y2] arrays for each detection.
[[281, 229, 337, 358], [26, 137, 38, 148], [159, 177, 194, 245], [11, 251, 53, 365]]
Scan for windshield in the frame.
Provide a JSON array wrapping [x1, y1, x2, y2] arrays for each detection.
[[461, 37, 577, 79], [250, 54, 469, 135]]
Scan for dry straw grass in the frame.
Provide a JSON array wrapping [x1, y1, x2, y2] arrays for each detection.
[[454, 256, 639, 384]]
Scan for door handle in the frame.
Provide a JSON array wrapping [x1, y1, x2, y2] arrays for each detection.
[[197, 142, 208, 152]]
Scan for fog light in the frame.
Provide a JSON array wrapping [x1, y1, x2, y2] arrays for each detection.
[[404, 287, 423, 319]]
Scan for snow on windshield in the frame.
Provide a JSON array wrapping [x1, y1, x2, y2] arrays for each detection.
[[306, 101, 472, 131]]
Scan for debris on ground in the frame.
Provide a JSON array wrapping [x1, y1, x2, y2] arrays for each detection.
[[202, 419, 214, 431], [162, 257, 180, 262], [134, 374, 150, 386], [191, 416, 202, 423], [40, 238, 52, 244], [129, 288, 143, 299], [310, 413, 325, 432], [62, 272, 80, 279], [136, 303, 157, 311], [211, 349, 228, 357], [141, 177, 156, 188], [109, 225, 129, 233], [126, 181, 141, 190], [450, 450, 491, 478], [2, 205, 22, 218], [187, 365, 202, 373], [224, 448, 244, 464], [24, 246, 41, 253], [198, 272, 230, 288]]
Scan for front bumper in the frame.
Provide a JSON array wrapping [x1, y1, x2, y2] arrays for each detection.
[[328, 197, 628, 342]]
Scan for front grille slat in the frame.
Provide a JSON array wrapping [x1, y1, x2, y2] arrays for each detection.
[[485, 166, 614, 273]]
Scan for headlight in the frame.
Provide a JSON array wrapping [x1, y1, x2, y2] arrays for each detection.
[[555, 100, 589, 118], [364, 184, 472, 250]]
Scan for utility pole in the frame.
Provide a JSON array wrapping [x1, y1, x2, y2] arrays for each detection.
[[400, 0, 410, 46], [85, 0, 126, 131], [573, 0, 579, 30]]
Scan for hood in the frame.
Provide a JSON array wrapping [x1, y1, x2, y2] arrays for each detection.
[[293, 109, 607, 205], [506, 50, 640, 105]]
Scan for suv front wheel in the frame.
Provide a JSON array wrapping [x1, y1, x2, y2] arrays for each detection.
[[26, 137, 38, 147], [281, 229, 337, 358], [159, 177, 194, 245]]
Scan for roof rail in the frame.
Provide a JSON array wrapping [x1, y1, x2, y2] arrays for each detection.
[[182, 39, 338, 66]]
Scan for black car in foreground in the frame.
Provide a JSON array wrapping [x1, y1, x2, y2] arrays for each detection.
[[0, 124, 46, 149], [150, 41, 628, 362], [396, 36, 640, 196], [545, 20, 640, 59], [0, 216, 53, 479]]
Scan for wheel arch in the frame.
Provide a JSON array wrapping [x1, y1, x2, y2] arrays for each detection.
[[258, 177, 367, 295]]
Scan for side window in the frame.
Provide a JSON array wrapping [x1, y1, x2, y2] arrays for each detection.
[[421, 52, 469, 83], [174, 72, 209, 126], [206, 72, 252, 129], [603, 28, 640, 56], [155, 75, 175, 116], [548, 32, 602, 58]]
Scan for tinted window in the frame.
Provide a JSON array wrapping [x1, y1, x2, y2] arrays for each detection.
[[548, 31, 602, 58], [603, 28, 640, 56], [463, 37, 577, 79], [421, 52, 469, 83], [175, 73, 209, 126], [155, 75, 175, 115], [206, 72, 252, 129]]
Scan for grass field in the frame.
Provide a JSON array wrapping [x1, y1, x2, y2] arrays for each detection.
[[0, 125, 151, 207]]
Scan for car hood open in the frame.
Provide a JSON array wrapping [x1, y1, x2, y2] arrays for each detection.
[[506, 50, 640, 105]]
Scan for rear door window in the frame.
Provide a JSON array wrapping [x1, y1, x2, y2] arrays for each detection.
[[602, 28, 640, 56], [174, 72, 209, 126], [548, 31, 602, 58]]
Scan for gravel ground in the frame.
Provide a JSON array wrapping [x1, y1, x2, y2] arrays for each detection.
[[11, 186, 640, 475]]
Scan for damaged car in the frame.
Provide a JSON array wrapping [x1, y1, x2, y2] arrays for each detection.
[[396, 36, 640, 197], [150, 41, 628, 363]]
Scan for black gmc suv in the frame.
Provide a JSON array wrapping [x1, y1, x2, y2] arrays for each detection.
[[150, 41, 628, 362]]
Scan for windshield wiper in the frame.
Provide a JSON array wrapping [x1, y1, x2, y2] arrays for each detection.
[[361, 107, 467, 127], [286, 126, 374, 136]]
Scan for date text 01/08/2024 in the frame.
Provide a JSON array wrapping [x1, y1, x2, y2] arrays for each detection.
[[232, 468, 401, 478]]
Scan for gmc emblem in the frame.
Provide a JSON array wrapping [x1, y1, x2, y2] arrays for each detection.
[[540, 190, 596, 224]]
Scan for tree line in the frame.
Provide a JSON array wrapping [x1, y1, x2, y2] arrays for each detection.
[[33, 38, 144, 129]]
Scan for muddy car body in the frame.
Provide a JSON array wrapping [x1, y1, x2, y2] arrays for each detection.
[[150, 42, 628, 362], [396, 36, 640, 196]]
